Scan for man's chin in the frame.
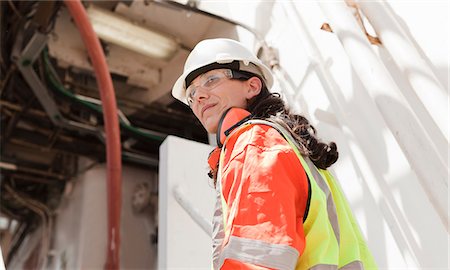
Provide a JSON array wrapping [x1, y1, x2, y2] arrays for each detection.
[[203, 121, 218, 134]]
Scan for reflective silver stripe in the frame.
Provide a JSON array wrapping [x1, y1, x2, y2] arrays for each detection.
[[339, 260, 364, 270], [305, 159, 340, 245], [212, 187, 225, 269], [218, 236, 299, 270], [310, 264, 338, 270], [308, 260, 363, 270]]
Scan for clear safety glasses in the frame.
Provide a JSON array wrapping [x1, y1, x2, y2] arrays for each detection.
[[186, 69, 251, 106]]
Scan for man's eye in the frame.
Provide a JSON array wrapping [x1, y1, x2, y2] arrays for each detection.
[[203, 75, 220, 87]]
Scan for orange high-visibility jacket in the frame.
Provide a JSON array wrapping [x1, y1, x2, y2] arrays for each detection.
[[209, 119, 377, 270], [209, 122, 309, 269]]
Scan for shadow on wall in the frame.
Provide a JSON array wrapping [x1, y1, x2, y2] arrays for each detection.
[[374, 94, 448, 268], [252, 1, 389, 266], [252, 15, 391, 267], [348, 66, 447, 267], [382, 2, 448, 91], [322, 68, 390, 267], [376, 44, 447, 159], [268, 39, 448, 269]]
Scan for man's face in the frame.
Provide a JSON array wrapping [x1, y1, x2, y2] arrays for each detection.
[[187, 69, 251, 133]]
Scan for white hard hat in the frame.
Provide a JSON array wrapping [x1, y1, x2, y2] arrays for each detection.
[[172, 38, 274, 105]]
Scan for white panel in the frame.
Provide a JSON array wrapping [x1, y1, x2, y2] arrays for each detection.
[[78, 166, 109, 268], [48, 161, 156, 269], [120, 167, 157, 269], [159, 136, 215, 270]]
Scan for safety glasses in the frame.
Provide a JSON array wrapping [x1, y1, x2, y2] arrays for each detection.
[[186, 69, 251, 106]]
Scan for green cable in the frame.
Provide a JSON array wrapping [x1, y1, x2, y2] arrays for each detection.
[[43, 49, 166, 142]]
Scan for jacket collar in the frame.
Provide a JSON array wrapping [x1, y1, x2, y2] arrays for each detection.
[[216, 107, 252, 148], [208, 107, 252, 172]]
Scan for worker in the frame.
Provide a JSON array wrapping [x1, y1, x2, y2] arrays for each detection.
[[172, 38, 377, 270]]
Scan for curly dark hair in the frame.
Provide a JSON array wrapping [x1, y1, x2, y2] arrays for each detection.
[[247, 86, 339, 169], [208, 76, 339, 185]]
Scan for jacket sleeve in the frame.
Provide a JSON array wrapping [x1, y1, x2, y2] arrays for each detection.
[[219, 140, 309, 270]]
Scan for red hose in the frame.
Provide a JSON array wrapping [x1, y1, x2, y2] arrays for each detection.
[[64, 1, 122, 269]]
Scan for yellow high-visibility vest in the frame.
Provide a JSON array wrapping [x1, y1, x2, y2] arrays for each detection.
[[213, 119, 377, 269]]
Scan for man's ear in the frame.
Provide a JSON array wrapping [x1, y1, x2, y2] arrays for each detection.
[[246, 77, 262, 99]]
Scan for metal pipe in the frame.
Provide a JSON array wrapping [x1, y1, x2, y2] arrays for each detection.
[[63, 1, 122, 269], [0, 100, 47, 118], [172, 185, 212, 236], [318, 1, 448, 229], [4, 184, 50, 269], [357, 0, 448, 154], [6, 222, 30, 265], [2, 96, 36, 145], [0, 161, 17, 170], [7, 173, 58, 185], [16, 165, 66, 180], [15, 33, 63, 125]]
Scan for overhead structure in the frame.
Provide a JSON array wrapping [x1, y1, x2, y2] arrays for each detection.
[[86, 4, 179, 60]]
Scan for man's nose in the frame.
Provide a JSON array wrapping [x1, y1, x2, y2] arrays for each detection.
[[193, 87, 209, 102]]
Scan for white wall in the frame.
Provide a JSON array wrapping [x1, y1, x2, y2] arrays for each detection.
[[158, 136, 216, 270]]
